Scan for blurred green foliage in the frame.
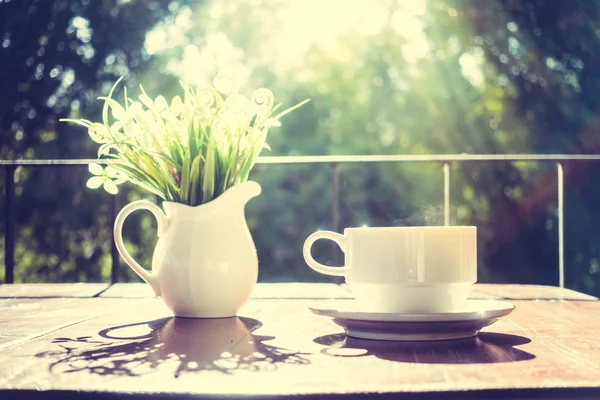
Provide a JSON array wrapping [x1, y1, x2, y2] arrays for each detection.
[[2, 0, 600, 295]]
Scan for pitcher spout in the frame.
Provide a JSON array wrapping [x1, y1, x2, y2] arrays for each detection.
[[220, 181, 262, 207]]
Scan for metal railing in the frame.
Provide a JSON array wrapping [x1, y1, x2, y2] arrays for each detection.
[[3, 154, 600, 286]]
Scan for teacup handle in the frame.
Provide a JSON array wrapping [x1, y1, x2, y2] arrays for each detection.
[[303, 231, 349, 276], [113, 200, 168, 297]]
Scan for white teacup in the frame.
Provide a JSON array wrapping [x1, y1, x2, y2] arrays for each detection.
[[303, 226, 477, 314]]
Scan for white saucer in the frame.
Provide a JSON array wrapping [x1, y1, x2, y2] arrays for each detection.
[[309, 299, 515, 341]]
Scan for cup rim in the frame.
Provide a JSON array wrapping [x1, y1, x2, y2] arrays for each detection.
[[344, 225, 476, 232]]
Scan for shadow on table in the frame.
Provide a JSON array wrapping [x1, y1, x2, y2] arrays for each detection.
[[36, 316, 310, 377], [314, 332, 535, 364]]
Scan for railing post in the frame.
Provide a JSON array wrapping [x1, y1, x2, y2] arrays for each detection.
[[557, 162, 564, 288], [4, 165, 16, 283], [110, 193, 120, 284], [330, 163, 340, 267], [443, 163, 450, 226]]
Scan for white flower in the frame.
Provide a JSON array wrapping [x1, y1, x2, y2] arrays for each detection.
[[170, 95, 183, 116], [86, 163, 127, 195], [88, 123, 110, 144]]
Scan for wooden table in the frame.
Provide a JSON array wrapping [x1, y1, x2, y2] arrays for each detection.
[[0, 283, 599, 399]]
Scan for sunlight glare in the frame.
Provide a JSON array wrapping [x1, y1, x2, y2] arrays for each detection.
[[271, 0, 429, 71], [145, 7, 191, 55], [168, 33, 250, 88], [459, 50, 485, 88], [145, 0, 434, 83]]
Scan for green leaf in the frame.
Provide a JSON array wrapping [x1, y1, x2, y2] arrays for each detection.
[[202, 144, 216, 202], [88, 163, 104, 176], [264, 118, 281, 128], [180, 152, 191, 203], [101, 77, 124, 128], [59, 118, 92, 129], [87, 176, 105, 189], [113, 176, 128, 185], [103, 179, 118, 195], [272, 98, 310, 120], [188, 119, 198, 161], [118, 156, 157, 185], [142, 148, 179, 166], [117, 155, 165, 198], [189, 154, 203, 206]]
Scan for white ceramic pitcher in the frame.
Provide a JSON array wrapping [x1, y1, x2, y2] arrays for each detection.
[[114, 181, 261, 318]]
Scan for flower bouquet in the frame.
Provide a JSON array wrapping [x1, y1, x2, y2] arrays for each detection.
[[63, 74, 308, 205]]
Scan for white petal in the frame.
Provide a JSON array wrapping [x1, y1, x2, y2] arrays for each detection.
[[170, 95, 183, 116], [88, 163, 104, 176], [111, 103, 127, 121], [128, 102, 143, 117], [160, 109, 177, 122], [121, 120, 139, 136], [103, 179, 118, 195], [139, 94, 154, 109], [154, 96, 168, 112], [88, 123, 108, 144], [110, 121, 123, 133], [86, 176, 105, 189], [104, 166, 119, 178]]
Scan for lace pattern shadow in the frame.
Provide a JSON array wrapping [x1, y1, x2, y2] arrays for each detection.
[[36, 316, 310, 377], [314, 332, 535, 364]]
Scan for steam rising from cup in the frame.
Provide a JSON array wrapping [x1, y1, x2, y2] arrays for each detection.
[[392, 205, 457, 227]]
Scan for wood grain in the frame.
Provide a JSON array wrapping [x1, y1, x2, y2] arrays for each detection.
[[470, 284, 597, 300], [100, 282, 353, 299], [0, 289, 599, 398], [0, 298, 145, 348], [1, 283, 593, 301], [97, 283, 596, 301], [0, 284, 108, 298]]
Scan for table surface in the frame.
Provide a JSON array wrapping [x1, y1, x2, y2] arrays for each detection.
[[1, 283, 599, 399]]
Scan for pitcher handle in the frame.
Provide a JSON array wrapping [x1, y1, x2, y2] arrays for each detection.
[[113, 200, 168, 296], [303, 231, 350, 276]]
